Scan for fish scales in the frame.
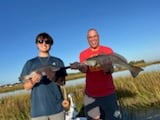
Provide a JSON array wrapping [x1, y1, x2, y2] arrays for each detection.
[[85, 52, 144, 77]]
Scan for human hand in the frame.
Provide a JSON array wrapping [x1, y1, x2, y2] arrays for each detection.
[[70, 62, 81, 69], [62, 99, 70, 110], [30, 71, 42, 84]]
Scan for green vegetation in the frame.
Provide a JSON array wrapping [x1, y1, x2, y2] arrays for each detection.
[[0, 60, 159, 93], [65, 72, 85, 81], [0, 84, 24, 93], [0, 71, 160, 119], [0, 94, 30, 120], [115, 71, 160, 109]]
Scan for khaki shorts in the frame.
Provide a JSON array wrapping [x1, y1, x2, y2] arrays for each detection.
[[31, 111, 65, 120], [84, 94, 100, 119], [84, 93, 122, 120]]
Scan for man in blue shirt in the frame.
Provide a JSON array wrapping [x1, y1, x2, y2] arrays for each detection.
[[20, 32, 67, 120]]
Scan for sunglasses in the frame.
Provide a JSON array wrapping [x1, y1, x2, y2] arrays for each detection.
[[38, 40, 51, 44]]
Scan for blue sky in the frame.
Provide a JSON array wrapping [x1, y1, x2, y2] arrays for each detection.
[[0, 0, 160, 85]]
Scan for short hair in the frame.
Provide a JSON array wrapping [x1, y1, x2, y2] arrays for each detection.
[[87, 28, 99, 36], [87, 28, 97, 32], [35, 32, 54, 45]]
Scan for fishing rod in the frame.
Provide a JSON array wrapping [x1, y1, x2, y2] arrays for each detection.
[[61, 66, 71, 70]]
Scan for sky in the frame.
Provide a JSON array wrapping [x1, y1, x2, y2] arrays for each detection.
[[0, 0, 160, 85]]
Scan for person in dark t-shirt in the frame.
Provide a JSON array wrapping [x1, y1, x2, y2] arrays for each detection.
[[19, 32, 67, 120]]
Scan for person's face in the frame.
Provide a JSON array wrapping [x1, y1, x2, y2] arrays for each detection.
[[36, 38, 51, 52], [87, 30, 99, 49]]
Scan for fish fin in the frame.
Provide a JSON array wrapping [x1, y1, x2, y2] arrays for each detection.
[[112, 52, 128, 63], [129, 66, 144, 77], [98, 52, 107, 55]]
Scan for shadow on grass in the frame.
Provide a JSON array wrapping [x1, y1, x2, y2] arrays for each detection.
[[77, 105, 85, 117], [116, 89, 137, 100]]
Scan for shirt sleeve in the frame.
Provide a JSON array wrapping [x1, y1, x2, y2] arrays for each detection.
[[19, 60, 32, 82]]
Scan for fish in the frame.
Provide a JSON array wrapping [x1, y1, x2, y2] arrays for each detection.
[[19, 65, 70, 82], [84, 52, 144, 77]]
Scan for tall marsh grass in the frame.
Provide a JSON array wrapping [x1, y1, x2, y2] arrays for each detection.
[[0, 71, 160, 119], [115, 71, 160, 109], [0, 94, 30, 120]]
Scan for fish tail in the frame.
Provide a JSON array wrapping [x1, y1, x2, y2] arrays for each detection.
[[129, 66, 144, 77]]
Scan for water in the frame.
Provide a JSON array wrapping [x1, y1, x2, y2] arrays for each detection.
[[1, 64, 159, 98], [66, 64, 160, 120], [66, 64, 160, 86], [0, 64, 160, 119], [113, 63, 160, 78], [0, 89, 30, 99], [1, 64, 159, 97], [122, 107, 160, 120]]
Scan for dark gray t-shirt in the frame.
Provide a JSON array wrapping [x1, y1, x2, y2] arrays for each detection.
[[20, 56, 67, 117]]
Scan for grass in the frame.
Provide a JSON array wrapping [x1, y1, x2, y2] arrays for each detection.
[[0, 71, 160, 119], [0, 94, 30, 120], [116, 71, 160, 109], [0, 84, 24, 93], [0, 60, 159, 93]]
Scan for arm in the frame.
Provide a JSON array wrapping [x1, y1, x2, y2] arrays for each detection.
[[78, 63, 88, 73]]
